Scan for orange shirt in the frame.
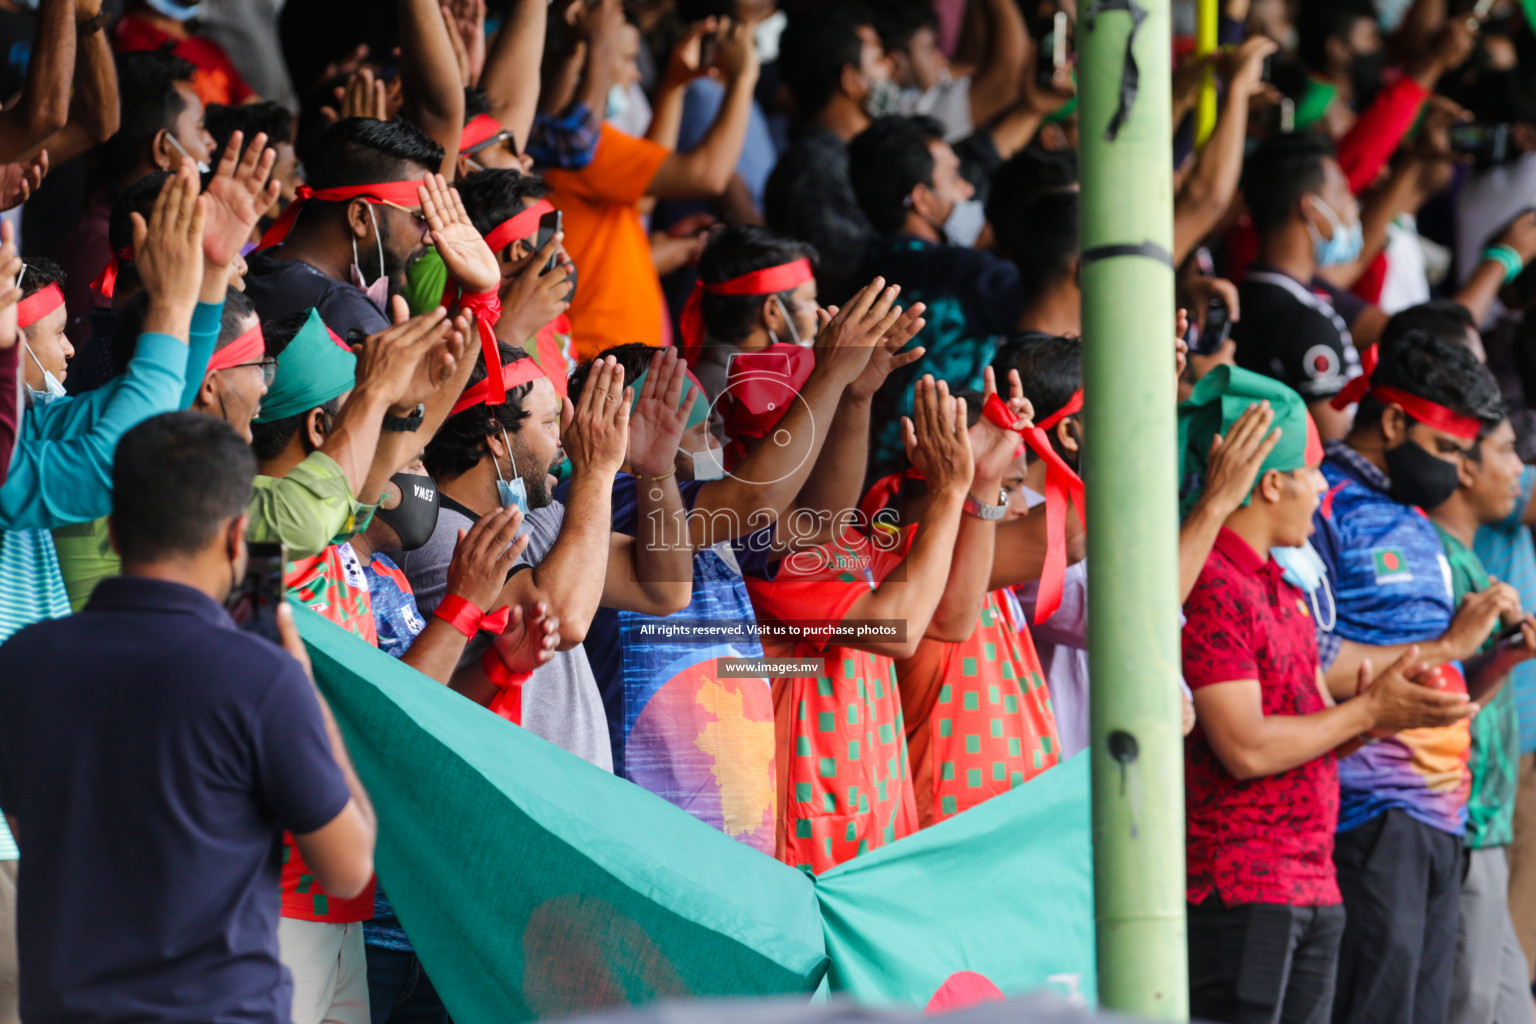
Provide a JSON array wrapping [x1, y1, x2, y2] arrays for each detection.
[[746, 528, 920, 873], [542, 126, 670, 360], [897, 590, 1061, 826]]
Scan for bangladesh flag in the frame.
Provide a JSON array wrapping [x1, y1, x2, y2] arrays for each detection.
[[1373, 548, 1408, 577]]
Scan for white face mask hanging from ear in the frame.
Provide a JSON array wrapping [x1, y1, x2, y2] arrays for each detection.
[[164, 132, 210, 175], [22, 342, 64, 407], [349, 203, 392, 309], [494, 427, 529, 515], [768, 294, 804, 347]]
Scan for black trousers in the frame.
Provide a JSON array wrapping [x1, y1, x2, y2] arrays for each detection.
[[1189, 896, 1346, 1024], [1331, 809, 1464, 1024]]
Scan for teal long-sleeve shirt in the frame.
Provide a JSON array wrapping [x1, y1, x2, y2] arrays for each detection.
[[0, 299, 222, 530]]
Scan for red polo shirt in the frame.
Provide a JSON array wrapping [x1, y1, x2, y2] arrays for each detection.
[[1182, 528, 1341, 907]]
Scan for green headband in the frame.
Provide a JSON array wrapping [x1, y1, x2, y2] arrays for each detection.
[[253, 308, 357, 423], [1177, 365, 1319, 516]]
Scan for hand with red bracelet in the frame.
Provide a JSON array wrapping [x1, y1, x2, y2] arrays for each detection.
[[441, 506, 529, 629], [491, 600, 562, 674]]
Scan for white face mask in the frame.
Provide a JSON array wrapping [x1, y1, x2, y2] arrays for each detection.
[[686, 445, 726, 481], [165, 132, 210, 175], [349, 204, 391, 310], [23, 342, 64, 408], [942, 197, 987, 248], [753, 10, 788, 64], [1270, 540, 1336, 631], [494, 427, 529, 515]]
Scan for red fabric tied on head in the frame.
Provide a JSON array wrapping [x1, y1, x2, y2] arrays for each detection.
[[484, 199, 556, 256], [1036, 388, 1083, 431], [449, 355, 548, 417], [1330, 344, 1378, 410], [1304, 412, 1325, 466], [858, 468, 925, 522], [982, 391, 1086, 624], [460, 114, 507, 155], [678, 257, 815, 365], [206, 323, 266, 371], [1372, 386, 1482, 441], [719, 342, 816, 441], [17, 283, 64, 330], [90, 248, 134, 299], [256, 180, 425, 250]]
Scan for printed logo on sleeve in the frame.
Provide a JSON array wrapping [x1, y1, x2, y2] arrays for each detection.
[[1372, 547, 1412, 584]]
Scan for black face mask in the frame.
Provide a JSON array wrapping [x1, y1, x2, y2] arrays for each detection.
[[1350, 48, 1386, 109], [378, 472, 441, 551], [1384, 439, 1461, 510]]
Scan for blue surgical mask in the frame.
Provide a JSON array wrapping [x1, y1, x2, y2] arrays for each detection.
[[1270, 541, 1336, 631], [495, 427, 529, 515], [23, 343, 64, 408], [1306, 195, 1364, 268], [605, 83, 630, 122], [142, 0, 202, 19]]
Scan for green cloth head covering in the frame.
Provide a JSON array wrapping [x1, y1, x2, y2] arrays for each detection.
[[402, 246, 449, 318], [1294, 77, 1337, 132], [629, 365, 710, 430], [1178, 365, 1319, 516], [1045, 92, 1077, 126], [254, 308, 358, 423]]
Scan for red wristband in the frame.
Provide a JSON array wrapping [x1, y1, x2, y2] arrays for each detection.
[[435, 594, 513, 638]]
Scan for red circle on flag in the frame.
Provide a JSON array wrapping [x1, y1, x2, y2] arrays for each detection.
[[1383, 552, 1400, 570]]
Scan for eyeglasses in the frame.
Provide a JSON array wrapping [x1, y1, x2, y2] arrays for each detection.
[[224, 358, 278, 387], [377, 199, 431, 239]]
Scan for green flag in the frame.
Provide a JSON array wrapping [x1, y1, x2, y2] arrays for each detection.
[[296, 607, 829, 1023]]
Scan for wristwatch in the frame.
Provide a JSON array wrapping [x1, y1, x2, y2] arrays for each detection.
[[78, 11, 109, 33], [382, 403, 426, 432], [962, 492, 1008, 521]]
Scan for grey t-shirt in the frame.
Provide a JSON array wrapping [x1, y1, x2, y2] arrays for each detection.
[[390, 497, 614, 773]]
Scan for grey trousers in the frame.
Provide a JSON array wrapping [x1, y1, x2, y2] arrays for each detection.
[[0, 860, 16, 1024], [1450, 846, 1534, 1024]]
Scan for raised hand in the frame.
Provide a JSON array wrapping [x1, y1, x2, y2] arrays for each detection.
[[0, 150, 47, 212], [445, 505, 530, 613], [813, 277, 905, 385], [447, 0, 488, 85], [498, 229, 571, 342], [420, 173, 500, 295], [1440, 584, 1524, 662], [902, 376, 974, 496], [0, 221, 22, 350], [1359, 647, 1477, 734], [712, 15, 759, 85], [134, 165, 207, 337], [847, 301, 927, 400], [203, 131, 281, 269], [320, 67, 389, 124], [353, 299, 465, 415], [1198, 401, 1281, 518], [664, 16, 718, 87], [628, 347, 699, 478], [969, 365, 1034, 486], [563, 355, 629, 477]]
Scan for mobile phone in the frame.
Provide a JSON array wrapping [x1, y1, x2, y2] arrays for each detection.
[[534, 208, 562, 275], [1194, 297, 1232, 356], [1449, 122, 1512, 164], [1037, 10, 1069, 89], [227, 541, 287, 644], [1496, 616, 1530, 646], [698, 29, 718, 70]]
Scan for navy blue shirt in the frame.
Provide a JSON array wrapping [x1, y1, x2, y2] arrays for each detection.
[[244, 249, 391, 341], [0, 577, 350, 1024]]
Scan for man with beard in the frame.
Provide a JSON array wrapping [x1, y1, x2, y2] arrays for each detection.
[[244, 118, 499, 343], [397, 342, 692, 771]]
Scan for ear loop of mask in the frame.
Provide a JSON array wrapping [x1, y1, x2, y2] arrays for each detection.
[[770, 293, 803, 347], [352, 204, 387, 287], [1310, 570, 1337, 632]]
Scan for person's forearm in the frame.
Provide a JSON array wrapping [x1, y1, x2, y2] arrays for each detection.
[[310, 679, 377, 831], [842, 487, 966, 657], [542, 44, 586, 116], [140, 296, 196, 344], [399, 0, 467, 174], [967, 0, 1028, 126], [1211, 698, 1375, 779], [985, 104, 1045, 162], [1173, 86, 1249, 264], [927, 477, 1001, 642], [200, 261, 233, 305], [1391, 0, 1445, 61], [1464, 650, 1514, 704], [987, 504, 1067, 590], [1323, 636, 1450, 699], [574, 43, 614, 117], [481, 0, 545, 149], [691, 365, 850, 546], [318, 384, 390, 501], [33, 23, 117, 165], [398, 619, 472, 686], [792, 393, 871, 522], [649, 69, 757, 198], [178, 297, 224, 409], [0, 0, 73, 157], [621, 473, 692, 611], [646, 76, 687, 148], [1455, 259, 1506, 327], [1178, 499, 1228, 603], [530, 465, 615, 644]]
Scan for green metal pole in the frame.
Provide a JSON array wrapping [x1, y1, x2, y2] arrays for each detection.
[[1076, 0, 1187, 1017]]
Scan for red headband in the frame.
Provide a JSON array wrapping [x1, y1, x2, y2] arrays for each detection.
[[89, 247, 135, 299], [256, 180, 425, 250], [484, 199, 556, 256], [1036, 389, 1083, 432], [18, 283, 64, 329], [461, 114, 508, 154], [1329, 344, 1481, 440], [983, 392, 1086, 624], [679, 258, 815, 365], [449, 355, 548, 417], [1304, 413, 1325, 466], [206, 323, 266, 371], [857, 468, 925, 522]]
